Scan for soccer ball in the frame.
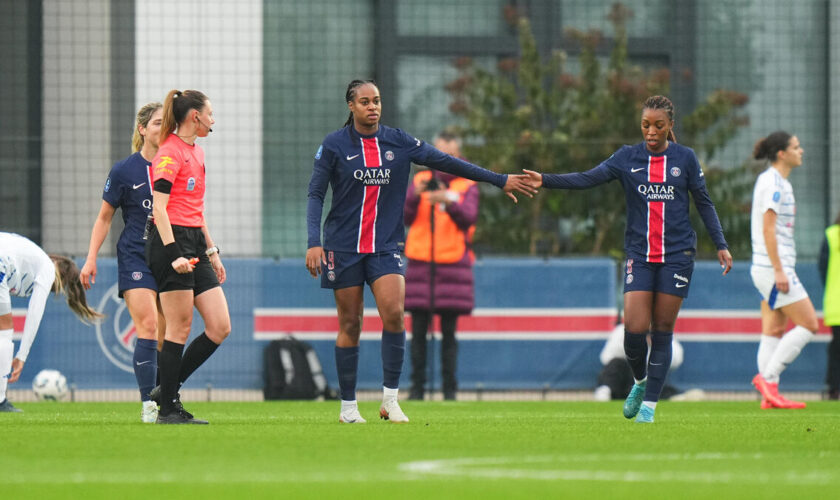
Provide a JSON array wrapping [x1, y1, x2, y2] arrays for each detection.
[[32, 369, 69, 401]]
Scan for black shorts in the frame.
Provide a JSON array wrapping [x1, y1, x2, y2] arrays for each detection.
[[145, 225, 219, 295]]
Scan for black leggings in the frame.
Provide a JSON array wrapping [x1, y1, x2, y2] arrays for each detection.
[[410, 310, 458, 396], [827, 326, 840, 392]]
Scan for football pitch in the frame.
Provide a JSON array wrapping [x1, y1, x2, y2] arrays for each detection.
[[2, 401, 838, 499]]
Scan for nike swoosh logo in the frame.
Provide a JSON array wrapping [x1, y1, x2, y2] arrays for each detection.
[[346, 154, 360, 161], [675, 283, 687, 288], [135, 360, 152, 366], [650, 362, 664, 366], [133, 183, 146, 189], [630, 168, 645, 173]]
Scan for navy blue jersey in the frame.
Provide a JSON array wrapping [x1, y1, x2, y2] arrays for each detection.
[[542, 142, 727, 263], [307, 125, 506, 253], [102, 152, 153, 258]]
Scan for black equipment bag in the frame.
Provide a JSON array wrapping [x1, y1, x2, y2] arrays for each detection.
[[263, 336, 330, 400]]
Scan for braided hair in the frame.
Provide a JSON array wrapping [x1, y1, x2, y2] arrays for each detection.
[[642, 95, 677, 143], [344, 79, 377, 127]]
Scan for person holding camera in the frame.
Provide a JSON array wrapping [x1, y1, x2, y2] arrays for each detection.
[[404, 131, 478, 401]]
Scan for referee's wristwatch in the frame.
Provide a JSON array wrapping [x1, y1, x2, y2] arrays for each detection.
[[205, 245, 220, 257]]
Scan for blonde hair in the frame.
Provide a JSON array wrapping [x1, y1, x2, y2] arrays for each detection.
[[49, 255, 104, 324], [131, 102, 163, 153]]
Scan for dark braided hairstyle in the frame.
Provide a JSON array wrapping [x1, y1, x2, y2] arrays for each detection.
[[642, 95, 677, 143], [344, 79, 377, 127], [753, 131, 792, 163]]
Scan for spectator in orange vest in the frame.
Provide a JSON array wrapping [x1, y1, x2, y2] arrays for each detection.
[[404, 131, 478, 400]]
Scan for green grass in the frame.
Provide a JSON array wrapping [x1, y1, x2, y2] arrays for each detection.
[[2, 401, 839, 499]]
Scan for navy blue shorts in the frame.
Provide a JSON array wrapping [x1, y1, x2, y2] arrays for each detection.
[[117, 251, 157, 298], [623, 258, 694, 298], [320, 250, 405, 289]]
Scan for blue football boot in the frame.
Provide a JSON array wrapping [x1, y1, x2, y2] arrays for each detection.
[[623, 380, 646, 419], [635, 404, 655, 423]]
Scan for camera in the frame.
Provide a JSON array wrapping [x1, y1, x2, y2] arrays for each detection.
[[424, 177, 441, 191]]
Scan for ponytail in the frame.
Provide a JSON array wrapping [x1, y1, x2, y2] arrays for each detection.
[[131, 101, 163, 153], [753, 131, 792, 162], [160, 89, 209, 143], [49, 255, 103, 324]]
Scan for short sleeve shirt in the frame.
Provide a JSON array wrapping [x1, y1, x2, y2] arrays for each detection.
[[751, 167, 796, 269], [152, 134, 206, 227]]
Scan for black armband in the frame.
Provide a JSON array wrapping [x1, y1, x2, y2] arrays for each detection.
[[154, 178, 173, 194], [164, 242, 182, 262]]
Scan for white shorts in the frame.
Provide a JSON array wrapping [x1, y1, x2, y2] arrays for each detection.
[[750, 265, 809, 310], [0, 277, 10, 315]]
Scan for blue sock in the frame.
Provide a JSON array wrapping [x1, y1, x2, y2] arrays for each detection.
[[381, 330, 406, 390], [644, 331, 673, 403], [335, 345, 359, 401], [623, 330, 649, 382], [133, 338, 158, 402]]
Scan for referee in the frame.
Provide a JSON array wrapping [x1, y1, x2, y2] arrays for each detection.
[[146, 89, 230, 425]]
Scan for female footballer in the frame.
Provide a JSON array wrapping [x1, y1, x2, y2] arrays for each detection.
[[305, 79, 537, 424], [524, 95, 733, 423], [749, 131, 818, 409], [81, 102, 166, 423], [146, 89, 230, 425], [1, 232, 103, 412]]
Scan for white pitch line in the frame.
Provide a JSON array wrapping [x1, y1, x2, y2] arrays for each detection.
[[398, 454, 837, 485]]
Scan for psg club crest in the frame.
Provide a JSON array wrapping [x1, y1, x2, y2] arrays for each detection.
[[131, 272, 143, 281], [327, 271, 336, 281], [670, 166, 681, 177], [94, 283, 139, 373], [385, 150, 395, 161]]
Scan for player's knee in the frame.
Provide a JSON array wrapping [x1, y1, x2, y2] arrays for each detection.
[[767, 325, 785, 337], [802, 320, 820, 334], [207, 320, 231, 343], [339, 317, 362, 338], [134, 315, 158, 340], [381, 311, 404, 332]]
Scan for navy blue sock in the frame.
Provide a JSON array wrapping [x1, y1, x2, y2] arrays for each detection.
[[623, 330, 649, 382], [335, 345, 359, 401], [133, 338, 158, 402], [381, 330, 406, 389], [644, 331, 673, 403]]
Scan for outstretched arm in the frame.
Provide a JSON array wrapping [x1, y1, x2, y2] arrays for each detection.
[[523, 164, 615, 190], [416, 145, 538, 203]]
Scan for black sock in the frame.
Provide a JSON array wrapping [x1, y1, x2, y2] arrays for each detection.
[[155, 349, 161, 387], [178, 332, 220, 386], [623, 330, 649, 382], [159, 340, 185, 414], [643, 331, 673, 403]]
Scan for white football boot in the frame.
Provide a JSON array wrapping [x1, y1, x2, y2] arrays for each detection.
[[379, 398, 409, 423], [339, 403, 367, 424], [141, 400, 159, 423]]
